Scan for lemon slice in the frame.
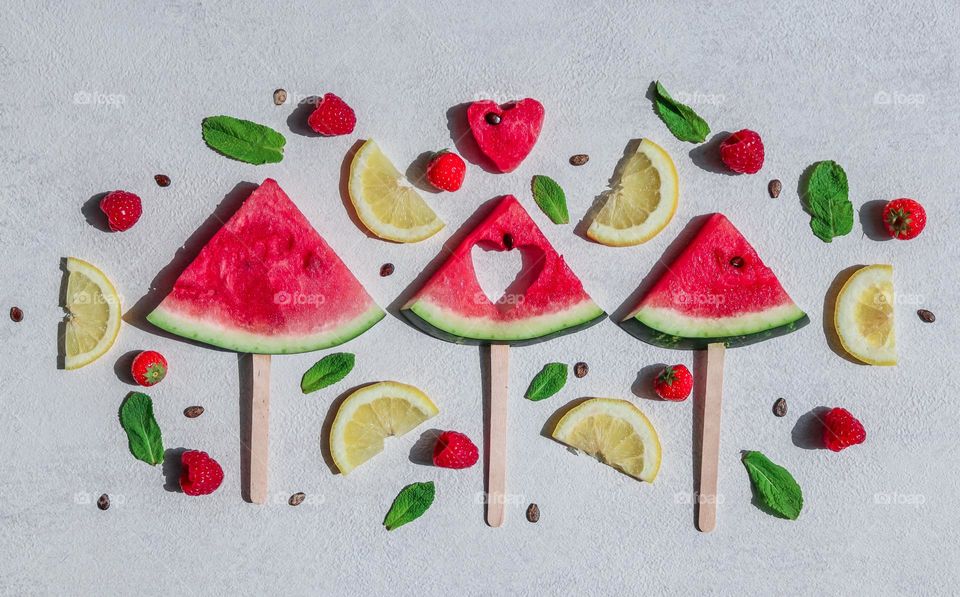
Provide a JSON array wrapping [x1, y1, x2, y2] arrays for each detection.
[[329, 381, 439, 475], [63, 257, 122, 370], [348, 139, 444, 243], [834, 264, 896, 366], [587, 138, 679, 246], [551, 398, 661, 482]]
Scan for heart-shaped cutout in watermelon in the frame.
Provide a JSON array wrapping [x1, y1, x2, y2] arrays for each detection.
[[470, 242, 544, 313], [403, 195, 603, 345], [467, 99, 544, 173]]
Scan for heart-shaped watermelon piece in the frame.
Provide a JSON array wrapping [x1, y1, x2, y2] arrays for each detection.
[[467, 99, 544, 173]]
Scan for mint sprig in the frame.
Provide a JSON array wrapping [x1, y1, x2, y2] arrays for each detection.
[[652, 82, 711, 143], [301, 352, 355, 394], [384, 481, 435, 531], [525, 363, 568, 401], [201, 115, 286, 165], [119, 392, 164, 466], [531, 175, 569, 224], [803, 160, 853, 243], [742, 451, 803, 520]]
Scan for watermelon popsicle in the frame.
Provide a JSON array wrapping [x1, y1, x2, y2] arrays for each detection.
[[402, 195, 605, 526], [145, 179, 385, 503], [620, 213, 809, 531]]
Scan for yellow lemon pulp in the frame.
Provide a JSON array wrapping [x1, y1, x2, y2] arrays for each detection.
[[552, 398, 661, 482], [834, 264, 897, 366], [329, 381, 439, 474], [587, 138, 679, 246], [348, 139, 444, 243], [63, 257, 122, 370]]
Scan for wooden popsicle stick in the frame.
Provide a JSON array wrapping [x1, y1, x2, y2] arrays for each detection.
[[486, 343, 510, 527], [697, 342, 725, 533], [249, 353, 271, 505]]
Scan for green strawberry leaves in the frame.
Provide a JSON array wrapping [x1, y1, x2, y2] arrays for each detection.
[[301, 353, 355, 394], [531, 175, 569, 224], [652, 81, 711, 143], [119, 392, 164, 466], [201, 115, 286, 165], [525, 363, 568, 401], [384, 481, 435, 531], [742, 451, 803, 520], [803, 160, 853, 243]]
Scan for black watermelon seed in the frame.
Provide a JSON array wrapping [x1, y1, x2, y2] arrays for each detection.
[[773, 398, 787, 417]]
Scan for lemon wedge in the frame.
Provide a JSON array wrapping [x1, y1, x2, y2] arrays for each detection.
[[552, 398, 661, 482], [63, 257, 122, 370], [587, 138, 679, 246], [348, 139, 444, 243], [329, 381, 439, 475], [834, 264, 896, 366]]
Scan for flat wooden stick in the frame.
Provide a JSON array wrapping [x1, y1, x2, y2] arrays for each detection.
[[249, 353, 271, 505], [486, 343, 510, 527], [697, 343, 725, 533]]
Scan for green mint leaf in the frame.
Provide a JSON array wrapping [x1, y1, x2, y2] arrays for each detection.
[[742, 451, 803, 520], [119, 392, 164, 466], [531, 175, 570, 224], [201, 115, 286, 165], [301, 353, 355, 394], [803, 160, 853, 243], [384, 481, 435, 531], [652, 81, 711, 143], [525, 363, 568, 401]]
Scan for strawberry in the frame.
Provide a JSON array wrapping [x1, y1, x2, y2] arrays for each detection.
[[719, 129, 765, 174], [882, 198, 926, 240], [131, 350, 167, 386], [179, 450, 224, 496], [307, 93, 356, 136], [653, 364, 693, 401], [426, 150, 466, 192], [99, 190, 142, 231], [433, 431, 479, 469], [822, 407, 866, 452]]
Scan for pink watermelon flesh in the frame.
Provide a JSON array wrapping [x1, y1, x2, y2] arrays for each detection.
[[467, 99, 544, 173], [624, 213, 808, 349], [147, 179, 384, 354], [403, 195, 604, 344]]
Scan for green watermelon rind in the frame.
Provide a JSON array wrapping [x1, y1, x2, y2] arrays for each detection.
[[147, 303, 385, 354], [622, 304, 809, 349], [403, 298, 605, 346]]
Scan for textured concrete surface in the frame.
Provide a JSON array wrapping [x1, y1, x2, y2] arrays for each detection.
[[1, 1, 958, 595]]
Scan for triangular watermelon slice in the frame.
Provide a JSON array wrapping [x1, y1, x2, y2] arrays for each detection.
[[147, 179, 384, 354], [622, 213, 808, 349], [403, 195, 604, 345]]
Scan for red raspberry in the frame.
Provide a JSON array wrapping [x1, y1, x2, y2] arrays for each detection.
[[653, 364, 693, 401], [99, 190, 142, 231], [822, 407, 866, 452], [180, 450, 224, 496], [433, 431, 479, 469], [131, 350, 167, 386], [307, 93, 356, 136], [719, 129, 765, 174], [426, 150, 466, 192], [882, 198, 926, 240]]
